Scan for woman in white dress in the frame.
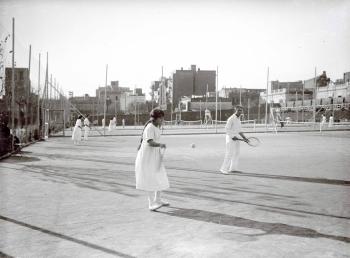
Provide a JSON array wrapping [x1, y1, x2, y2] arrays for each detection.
[[135, 109, 169, 211], [83, 114, 90, 141], [72, 115, 83, 145]]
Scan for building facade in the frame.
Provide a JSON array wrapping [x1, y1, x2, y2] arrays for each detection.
[[70, 94, 98, 116], [95, 81, 133, 115], [173, 65, 216, 106], [119, 93, 146, 113], [152, 77, 173, 110]]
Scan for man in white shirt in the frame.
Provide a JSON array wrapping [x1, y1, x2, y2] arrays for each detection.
[[84, 114, 90, 141], [220, 106, 248, 174]]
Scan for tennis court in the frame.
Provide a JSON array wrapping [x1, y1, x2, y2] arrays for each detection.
[[0, 131, 349, 257]]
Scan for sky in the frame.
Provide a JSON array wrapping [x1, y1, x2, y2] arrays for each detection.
[[0, 0, 349, 98]]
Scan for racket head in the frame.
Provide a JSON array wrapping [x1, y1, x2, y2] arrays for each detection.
[[246, 137, 260, 147]]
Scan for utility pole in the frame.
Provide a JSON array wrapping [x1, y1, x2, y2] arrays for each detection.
[[219, 98, 222, 121], [296, 91, 298, 122], [11, 17, 15, 151], [248, 97, 250, 121], [206, 84, 208, 108], [239, 85, 242, 106], [134, 86, 137, 127], [26, 44, 31, 142], [265, 67, 269, 131], [302, 80, 305, 121], [258, 97, 260, 123], [215, 66, 218, 133], [313, 67, 317, 123], [42, 52, 48, 139], [104, 64, 108, 136], [50, 74, 52, 109], [37, 53, 41, 136]]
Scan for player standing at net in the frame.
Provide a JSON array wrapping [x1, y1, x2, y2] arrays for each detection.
[[83, 114, 90, 141], [135, 109, 170, 211], [220, 105, 248, 174]]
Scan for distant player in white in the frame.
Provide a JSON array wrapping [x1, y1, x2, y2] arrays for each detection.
[[320, 114, 326, 131], [108, 119, 113, 132], [135, 109, 169, 211], [72, 115, 83, 145], [204, 108, 212, 125], [220, 106, 248, 174], [328, 115, 334, 127], [112, 116, 117, 129], [122, 118, 125, 128], [83, 114, 90, 141]]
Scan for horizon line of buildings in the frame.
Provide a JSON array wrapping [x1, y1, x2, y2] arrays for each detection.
[[1, 66, 349, 118]]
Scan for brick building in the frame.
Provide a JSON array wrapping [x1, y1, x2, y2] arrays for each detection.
[[173, 65, 216, 105]]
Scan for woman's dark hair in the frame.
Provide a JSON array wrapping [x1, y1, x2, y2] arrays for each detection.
[[78, 115, 83, 119], [150, 108, 165, 120], [137, 108, 165, 150]]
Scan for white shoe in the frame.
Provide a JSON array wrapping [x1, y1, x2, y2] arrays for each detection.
[[149, 203, 162, 211], [220, 169, 230, 175]]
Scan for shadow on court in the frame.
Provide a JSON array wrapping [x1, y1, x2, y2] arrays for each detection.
[[167, 167, 350, 186], [158, 207, 350, 244]]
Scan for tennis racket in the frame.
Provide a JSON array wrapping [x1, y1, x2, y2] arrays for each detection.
[[232, 136, 260, 147]]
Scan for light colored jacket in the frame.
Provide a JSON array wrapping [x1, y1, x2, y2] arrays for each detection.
[[225, 114, 242, 139]]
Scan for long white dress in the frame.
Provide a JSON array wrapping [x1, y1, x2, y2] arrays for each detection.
[[72, 119, 82, 143], [84, 118, 90, 140], [135, 123, 169, 191]]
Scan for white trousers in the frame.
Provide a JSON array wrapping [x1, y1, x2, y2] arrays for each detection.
[[221, 137, 240, 172], [84, 126, 90, 140]]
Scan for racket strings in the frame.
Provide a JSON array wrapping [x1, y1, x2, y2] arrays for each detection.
[[247, 137, 260, 146]]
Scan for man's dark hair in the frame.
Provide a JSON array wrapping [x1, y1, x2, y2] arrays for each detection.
[[235, 105, 243, 111]]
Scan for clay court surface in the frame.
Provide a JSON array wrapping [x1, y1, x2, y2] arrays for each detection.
[[0, 131, 349, 257]]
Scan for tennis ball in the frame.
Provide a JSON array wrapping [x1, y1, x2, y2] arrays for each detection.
[[191, 143, 196, 148]]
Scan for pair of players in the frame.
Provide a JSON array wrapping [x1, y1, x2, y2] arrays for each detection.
[[71, 114, 91, 145], [135, 106, 248, 211]]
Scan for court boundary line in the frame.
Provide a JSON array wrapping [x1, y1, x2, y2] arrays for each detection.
[[0, 215, 135, 258]]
